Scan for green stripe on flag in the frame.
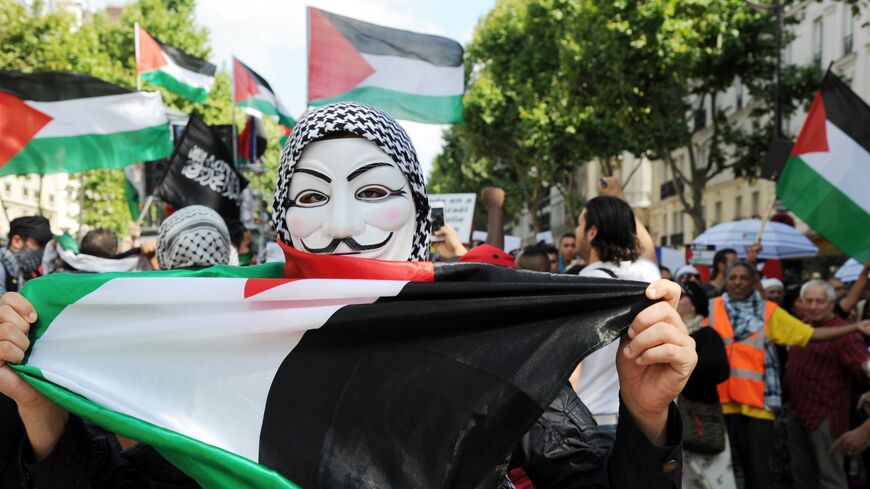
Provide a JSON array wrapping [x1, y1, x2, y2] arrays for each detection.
[[778, 155, 870, 261], [235, 99, 296, 128], [142, 69, 210, 104], [309, 87, 463, 124], [124, 174, 141, 220], [1, 124, 172, 175], [12, 364, 300, 489]]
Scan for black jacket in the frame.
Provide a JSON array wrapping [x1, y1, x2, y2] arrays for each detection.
[[17, 385, 682, 489]]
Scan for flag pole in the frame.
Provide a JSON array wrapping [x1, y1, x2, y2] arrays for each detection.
[[231, 58, 238, 165], [754, 189, 778, 248], [134, 22, 142, 91]]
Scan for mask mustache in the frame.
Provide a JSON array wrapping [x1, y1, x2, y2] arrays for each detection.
[[301, 233, 394, 254]]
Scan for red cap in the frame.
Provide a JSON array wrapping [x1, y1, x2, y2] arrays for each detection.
[[459, 244, 517, 269]]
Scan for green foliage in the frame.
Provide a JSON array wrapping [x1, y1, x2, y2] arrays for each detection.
[[433, 0, 822, 235], [0, 0, 252, 236]]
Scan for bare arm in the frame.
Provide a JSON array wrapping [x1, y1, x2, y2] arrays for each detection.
[[840, 256, 870, 314], [810, 320, 870, 342], [481, 187, 505, 251]]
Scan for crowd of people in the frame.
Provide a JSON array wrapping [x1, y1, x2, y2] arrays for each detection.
[[0, 102, 865, 488]]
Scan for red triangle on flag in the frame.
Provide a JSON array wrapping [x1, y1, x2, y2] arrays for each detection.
[[233, 57, 261, 104], [307, 7, 376, 101], [243, 278, 299, 299], [136, 25, 168, 73], [791, 91, 829, 156], [0, 92, 52, 167]]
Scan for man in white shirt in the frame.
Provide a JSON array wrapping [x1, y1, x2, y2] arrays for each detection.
[[574, 177, 660, 435]]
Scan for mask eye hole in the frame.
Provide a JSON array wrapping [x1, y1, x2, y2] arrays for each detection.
[[295, 190, 329, 207], [356, 185, 390, 201]]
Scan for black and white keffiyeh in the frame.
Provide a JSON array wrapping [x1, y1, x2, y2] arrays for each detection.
[[271, 102, 431, 261], [157, 205, 231, 270]]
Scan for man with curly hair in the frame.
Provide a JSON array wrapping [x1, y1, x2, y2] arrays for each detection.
[[573, 178, 661, 437]]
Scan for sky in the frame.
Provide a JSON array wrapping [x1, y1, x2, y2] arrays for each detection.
[[92, 0, 497, 178]]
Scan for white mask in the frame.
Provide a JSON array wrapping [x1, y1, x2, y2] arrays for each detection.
[[284, 137, 417, 261]]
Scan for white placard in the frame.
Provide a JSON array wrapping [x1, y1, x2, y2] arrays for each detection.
[[536, 231, 554, 245], [428, 193, 476, 243], [689, 243, 716, 266]]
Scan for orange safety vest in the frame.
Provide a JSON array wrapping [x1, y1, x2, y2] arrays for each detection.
[[710, 296, 778, 409]]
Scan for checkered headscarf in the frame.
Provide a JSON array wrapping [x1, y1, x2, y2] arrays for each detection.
[[157, 205, 231, 270], [271, 103, 431, 261]]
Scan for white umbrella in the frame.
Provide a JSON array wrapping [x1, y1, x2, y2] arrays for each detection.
[[692, 219, 818, 260], [835, 258, 868, 282]]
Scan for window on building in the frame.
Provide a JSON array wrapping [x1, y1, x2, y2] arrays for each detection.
[[735, 195, 743, 220], [714, 201, 722, 225], [3, 183, 10, 193], [22, 187, 30, 198], [844, 7, 854, 55], [813, 17, 824, 68], [673, 210, 683, 235], [751, 191, 760, 217]]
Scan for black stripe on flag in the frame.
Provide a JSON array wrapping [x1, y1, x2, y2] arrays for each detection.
[[319, 9, 463, 67], [154, 38, 216, 76], [259, 263, 650, 488], [0, 71, 130, 101], [236, 59, 277, 93], [821, 72, 870, 155]]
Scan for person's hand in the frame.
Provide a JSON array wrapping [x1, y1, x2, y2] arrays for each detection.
[[139, 240, 156, 258], [856, 320, 870, 336], [830, 422, 870, 459], [128, 223, 142, 242], [618, 279, 697, 445], [0, 292, 69, 460], [597, 176, 624, 200], [0, 292, 41, 408], [433, 223, 468, 259], [857, 391, 870, 414], [481, 187, 505, 210], [747, 241, 763, 265]]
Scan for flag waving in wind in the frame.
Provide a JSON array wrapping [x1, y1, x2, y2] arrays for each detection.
[[14, 245, 650, 488], [233, 58, 296, 128], [307, 8, 464, 124], [135, 24, 216, 104], [777, 72, 870, 261], [0, 71, 172, 175]]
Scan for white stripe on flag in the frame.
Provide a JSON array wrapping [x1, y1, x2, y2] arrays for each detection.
[[27, 277, 408, 462], [31, 92, 169, 138], [359, 53, 464, 96], [800, 121, 870, 214]]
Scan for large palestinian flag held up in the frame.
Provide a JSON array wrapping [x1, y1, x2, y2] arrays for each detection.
[[233, 58, 296, 128], [135, 24, 216, 104], [777, 72, 870, 261], [14, 245, 650, 489], [0, 71, 172, 175], [307, 7, 464, 124]]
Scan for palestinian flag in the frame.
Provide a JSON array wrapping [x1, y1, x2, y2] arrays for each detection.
[[0, 71, 172, 175], [123, 162, 146, 219], [777, 72, 870, 261], [233, 58, 296, 128], [135, 24, 216, 104], [14, 244, 649, 489], [307, 7, 464, 124]]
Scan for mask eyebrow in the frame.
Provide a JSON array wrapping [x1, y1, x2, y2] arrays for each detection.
[[294, 168, 332, 183], [347, 162, 394, 182]]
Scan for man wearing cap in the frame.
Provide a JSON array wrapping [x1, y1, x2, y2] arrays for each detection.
[[0, 216, 52, 294], [674, 265, 701, 285], [762, 278, 785, 305]]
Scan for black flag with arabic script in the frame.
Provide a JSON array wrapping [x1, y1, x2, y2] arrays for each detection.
[[156, 114, 247, 218]]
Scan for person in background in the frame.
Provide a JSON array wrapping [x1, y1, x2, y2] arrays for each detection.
[[572, 176, 659, 436], [704, 248, 738, 298], [675, 265, 702, 285], [831, 253, 870, 320], [79, 228, 119, 259], [711, 262, 870, 489], [660, 265, 672, 281], [829, 392, 870, 461], [226, 219, 255, 266], [433, 223, 468, 261], [515, 246, 551, 273], [154, 205, 232, 271], [784, 280, 870, 489], [557, 232, 576, 273], [544, 245, 559, 273], [678, 281, 735, 489], [761, 278, 785, 305], [0, 216, 52, 294]]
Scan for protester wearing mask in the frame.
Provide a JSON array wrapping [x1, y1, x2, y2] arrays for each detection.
[[711, 261, 870, 489], [0, 103, 695, 489], [0, 216, 52, 294]]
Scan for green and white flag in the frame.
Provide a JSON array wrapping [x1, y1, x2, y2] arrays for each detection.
[[0, 71, 172, 175], [778, 72, 870, 261]]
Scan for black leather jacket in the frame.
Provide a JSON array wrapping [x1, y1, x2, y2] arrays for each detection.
[[502, 385, 683, 489]]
